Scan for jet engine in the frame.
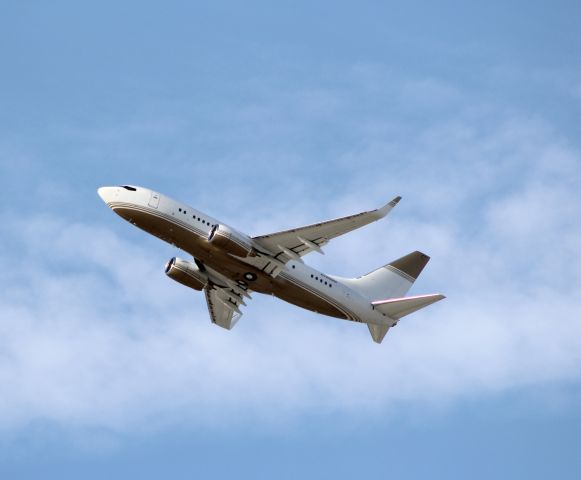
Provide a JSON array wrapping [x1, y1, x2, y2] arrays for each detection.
[[165, 257, 208, 291], [207, 224, 255, 257]]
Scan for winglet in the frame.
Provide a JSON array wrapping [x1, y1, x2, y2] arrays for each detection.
[[376, 196, 402, 219], [389, 195, 402, 206]]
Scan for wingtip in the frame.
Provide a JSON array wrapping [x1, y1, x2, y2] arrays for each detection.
[[377, 196, 402, 218], [389, 195, 402, 207]]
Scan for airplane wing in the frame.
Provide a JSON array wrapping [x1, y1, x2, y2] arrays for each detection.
[[204, 286, 245, 330], [202, 265, 252, 330], [252, 196, 401, 268]]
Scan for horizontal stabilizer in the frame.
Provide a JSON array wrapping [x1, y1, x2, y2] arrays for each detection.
[[372, 294, 445, 319]]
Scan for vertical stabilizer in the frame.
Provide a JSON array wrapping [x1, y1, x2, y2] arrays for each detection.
[[367, 323, 390, 344], [334, 251, 430, 300]]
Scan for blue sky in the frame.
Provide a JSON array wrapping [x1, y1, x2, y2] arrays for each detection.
[[1, 1, 581, 478]]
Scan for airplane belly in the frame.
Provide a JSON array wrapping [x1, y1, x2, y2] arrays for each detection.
[[270, 275, 350, 320], [112, 205, 206, 250], [112, 205, 353, 321], [111, 205, 274, 291], [273, 278, 349, 319]]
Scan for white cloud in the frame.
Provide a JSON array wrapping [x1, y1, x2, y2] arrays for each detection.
[[1, 71, 581, 436]]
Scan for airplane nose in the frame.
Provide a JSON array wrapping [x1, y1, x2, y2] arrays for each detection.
[[97, 186, 116, 204]]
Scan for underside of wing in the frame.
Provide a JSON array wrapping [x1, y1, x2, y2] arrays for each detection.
[[251, 196, 401, 266], [204, 286, 245, 330], [202, 264, 252, 330]]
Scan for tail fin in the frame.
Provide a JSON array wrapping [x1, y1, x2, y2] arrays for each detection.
[[367, 323, 390, 344], [335, 251, 431, 300], [332, 251, 442, 344]]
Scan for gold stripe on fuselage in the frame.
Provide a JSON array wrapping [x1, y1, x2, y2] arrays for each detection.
[[108, 202, 352, 320]]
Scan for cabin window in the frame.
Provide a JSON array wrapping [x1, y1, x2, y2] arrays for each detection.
[[179, 208, 182, 212]]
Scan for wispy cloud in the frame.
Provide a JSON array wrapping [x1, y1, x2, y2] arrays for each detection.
[[1, 92, 580, 435]]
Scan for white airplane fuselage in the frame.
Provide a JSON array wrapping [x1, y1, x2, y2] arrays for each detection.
[[98, 185, 385, 325]]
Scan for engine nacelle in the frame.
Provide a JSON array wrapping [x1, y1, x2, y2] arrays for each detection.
[[207, 224, 255, 257], [165, 257, 208, 291]]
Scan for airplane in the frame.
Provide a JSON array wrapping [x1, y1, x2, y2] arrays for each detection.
[[97, 185, 445, 343]]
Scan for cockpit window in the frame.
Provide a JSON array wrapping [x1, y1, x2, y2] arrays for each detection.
[[121, 185, 137, 191]]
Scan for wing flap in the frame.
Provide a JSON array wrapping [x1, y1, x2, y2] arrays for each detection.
[[202, 264, 252, 330], [205, 287, 244, 330]]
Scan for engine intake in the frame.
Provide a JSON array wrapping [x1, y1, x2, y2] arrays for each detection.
[[208, 224, 254, 257], [165, 257, 208, 291]]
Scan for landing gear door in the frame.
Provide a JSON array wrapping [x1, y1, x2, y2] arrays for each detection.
[[148, 191, 160, 208]]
